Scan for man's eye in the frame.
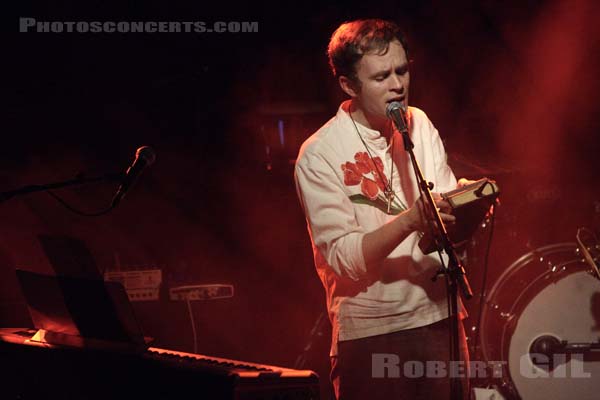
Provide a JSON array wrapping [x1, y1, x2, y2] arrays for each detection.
[[375, 76, 385, 82]]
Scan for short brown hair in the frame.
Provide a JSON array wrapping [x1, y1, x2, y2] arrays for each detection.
[[327, 19, 409, 81]]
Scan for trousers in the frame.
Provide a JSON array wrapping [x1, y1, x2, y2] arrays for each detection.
[[331, 318, 470, 400]]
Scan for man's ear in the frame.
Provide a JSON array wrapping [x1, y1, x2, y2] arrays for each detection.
[[339, 75, 359, 98]]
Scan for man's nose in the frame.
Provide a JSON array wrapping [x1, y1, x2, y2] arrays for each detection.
[[390, 74, 404, 92]]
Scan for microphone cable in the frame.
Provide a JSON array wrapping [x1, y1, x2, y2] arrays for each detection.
[[46, 189, 116, 217], [471, 189, 498, 358]]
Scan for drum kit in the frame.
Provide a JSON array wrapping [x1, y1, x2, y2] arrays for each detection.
[[473, 240, 600, 399], [454, 155, 600, 399]]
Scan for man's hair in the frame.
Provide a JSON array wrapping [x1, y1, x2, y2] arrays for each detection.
[[327, 19, 409, 82]]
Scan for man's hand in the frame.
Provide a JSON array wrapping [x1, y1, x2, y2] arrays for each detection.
[[407, 194, 456, 234], [457, 178, 477, 189], [362, 194, 455, 269]]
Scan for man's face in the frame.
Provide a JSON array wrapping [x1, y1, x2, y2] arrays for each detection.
[[352, 40, 410, 122]]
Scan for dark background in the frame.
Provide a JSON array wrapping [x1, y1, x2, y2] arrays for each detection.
[[4, 1, 600, 398]]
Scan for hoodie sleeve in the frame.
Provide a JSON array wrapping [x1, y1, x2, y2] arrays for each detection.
[[294, 148, 368, 281]]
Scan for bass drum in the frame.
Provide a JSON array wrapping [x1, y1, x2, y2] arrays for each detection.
[[479, 242, 600, 400]]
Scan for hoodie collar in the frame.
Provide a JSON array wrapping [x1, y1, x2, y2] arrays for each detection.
[[338, 100, 392, 151]]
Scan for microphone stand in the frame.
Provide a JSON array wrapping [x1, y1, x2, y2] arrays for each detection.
[[393, 114, 473, 400], [0, 173, 123, 204]]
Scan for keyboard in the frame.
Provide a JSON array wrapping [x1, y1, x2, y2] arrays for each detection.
[[0, 328, 320, 399]]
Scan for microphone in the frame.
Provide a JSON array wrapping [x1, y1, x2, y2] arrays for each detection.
[[529, 335, 564, 371], [111, 146, 156, 207], [386, 101, 408, 133]]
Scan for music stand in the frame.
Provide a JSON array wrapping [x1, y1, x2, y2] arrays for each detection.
[[15, 235, 148, 351]]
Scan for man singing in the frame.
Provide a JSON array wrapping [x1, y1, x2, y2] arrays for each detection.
[[295, 19, 471, 399]]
